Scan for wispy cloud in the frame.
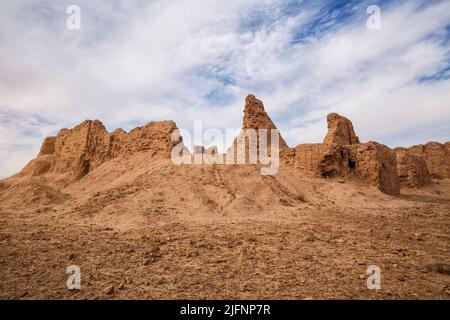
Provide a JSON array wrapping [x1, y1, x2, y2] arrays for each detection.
[[0, 0, 449, 178]]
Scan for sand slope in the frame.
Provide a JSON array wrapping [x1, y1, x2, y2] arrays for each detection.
[[0, 152, 449, 299]]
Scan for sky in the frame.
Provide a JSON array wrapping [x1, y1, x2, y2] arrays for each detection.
[[0, 0, 449, 178]]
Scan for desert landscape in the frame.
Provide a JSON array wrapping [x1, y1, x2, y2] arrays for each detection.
[[0, 95, 449, 299]]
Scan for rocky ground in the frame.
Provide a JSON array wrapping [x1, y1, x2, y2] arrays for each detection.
[[0, 163, 449, 299]]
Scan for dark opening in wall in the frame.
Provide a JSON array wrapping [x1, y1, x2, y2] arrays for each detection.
[[348, 159, 356, 170], [321, 169, 339, 178]]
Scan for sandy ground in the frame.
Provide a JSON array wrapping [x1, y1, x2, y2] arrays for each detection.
[[0, 157, 449, 299]]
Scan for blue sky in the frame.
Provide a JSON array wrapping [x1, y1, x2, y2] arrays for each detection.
[[0, 0, 449, 178]]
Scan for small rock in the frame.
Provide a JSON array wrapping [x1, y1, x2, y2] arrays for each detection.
[[279, 199, 293, 207], [239, 284, 251, 292], [445, 287, 450, 296], [118, 281, 125, 290], [149, 243, 160, 253], [303, 254, 313, 261], [68, 253, 76, 260], [103, 285, 114, 295], [419, 267, 429, 273], [143, 258, 154, 265], [337, 179, 346, 184], [425, 263, 450, 275], [215, 259, 226, 264]]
